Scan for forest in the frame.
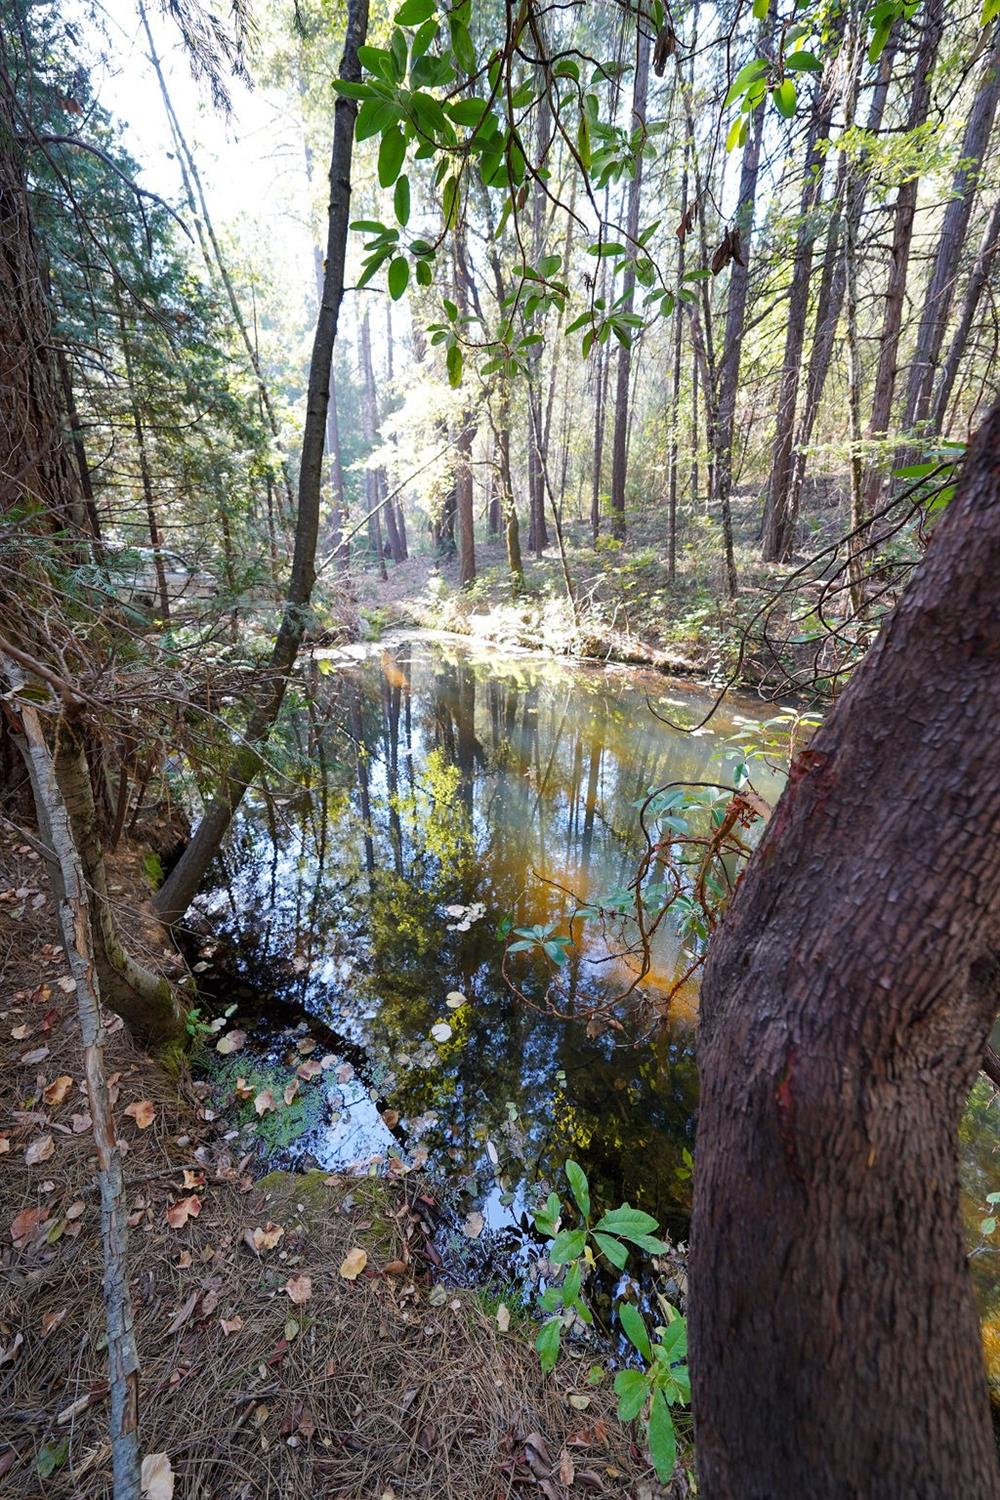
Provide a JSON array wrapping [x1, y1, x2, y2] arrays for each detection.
[[1, 0, 1000, 1493]]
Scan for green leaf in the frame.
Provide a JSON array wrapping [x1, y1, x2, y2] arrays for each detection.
[[593, 1231, 628, 1269], [982, 1217, 997, 1235], [536, 1317, 562, 1372], [449, 97, 489, 125], [388, 256, 410, 299], [378, 124, 407, 187], [594, 1205, 660, 1240], [356, 97, 399, 142], [895, 461, 938, 478], [614, 1368, 648, 1422], [786, 49, 822, 71], [36, 1439, 70, 1479], [351, 218, 389, 233], [332, 80, 371, 99], [416, 259, 432, 286], [648, 1390, 677, 1481], [393, 174, 411, 226], [752, 0, 770, 16], [442, 174, 460, 229], [450, 15, 476, 73], [446, 342, 463, 387], [562, 1261, 583, 1304], [619, 1301, 652, 1362], [773, 79, 797, 118], [724, 58, 768, 108], [725, 115, 748, 152], [549, 1228, 586, 1264], [577, 109, 591, 169], [396, 0, 434, 22], [566, 1160, 590, 1218], [359, 44, 395, 79]]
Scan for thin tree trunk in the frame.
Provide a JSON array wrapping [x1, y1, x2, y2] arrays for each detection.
[[8, 669, 141, 1500], [668, 140, 688, 578], [691, 401, 1000, 1498], [116, 303, 170, 620], [712, 15, 771, 594], [762, 34, 844, 562], [139, 1, 296, 521], [57, 349, 102, 541], [496, 384, 524, 588], [453, 227, 477, 586], [527, 67, 552, 556], [860, 5, 942, 512], [785, 38, 895, 542], [153, 0, 370, 926], [930, 192, 1000, 433], [312, 246, 349, 568], [901, 26, 1000, 433], [608, 18, 651, 541]]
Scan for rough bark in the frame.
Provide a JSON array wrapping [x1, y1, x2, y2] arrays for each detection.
[[153, 0, 370, 925], [453, 227, 476, 587], [608, 18, 651, 541], [690, 402, 1000, 1499], [901, 27, 1000, 433]]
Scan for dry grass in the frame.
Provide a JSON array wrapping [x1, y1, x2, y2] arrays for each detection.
[[0, 832, 685, 1498]]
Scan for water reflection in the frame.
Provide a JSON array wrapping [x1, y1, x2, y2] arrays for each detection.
[[195, 636, 779, 1243]]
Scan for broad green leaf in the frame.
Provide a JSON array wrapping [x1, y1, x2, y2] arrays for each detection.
[[446, 342, 463, 387], [594, 1204, 660, 1240], [356, 97, 399, 142], [895, 461, 938, 478], [415, 259, 432, 286], [786, 49, 822, 71], [562, 1260, 582, 1304], [725, 115, 747, 152], [773, 79, 797, 118], [388, 256, 409, 299], [449, 97, 488, 125], [723, 57, 768, 108], [378, 124, 407, 187], [619, 1301, 652, 1361], [614, 1368, 648, 1422], [648, 1389, 677, 1481], [394, 174, 411, 226], [332, 80, 371, 99], [396, 0, 435, 22], [549, 1228, 586, 1263], [593, 1231, 628, 1269], [982, 1216, 997, 1235], [566, 1160, 590, 1218], [752, 0, 770, 16], [536, 1316, 562, 1371], [442, 174, 460, 228]]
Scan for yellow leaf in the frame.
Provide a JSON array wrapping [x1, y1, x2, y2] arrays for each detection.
[[140, 1451, 174, 1499], [339, 1247, 367, 1280], [125, 1099, 155, 1129], [42, 1075, 73, 1107]]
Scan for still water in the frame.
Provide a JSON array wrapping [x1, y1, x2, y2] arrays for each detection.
[[194, 634, 780, 1250], [192, 632, 1000, 1358]]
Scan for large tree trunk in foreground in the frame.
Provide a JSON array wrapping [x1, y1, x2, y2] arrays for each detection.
[[153, 0, 369, 926], [690, 403, 1000, 1498]]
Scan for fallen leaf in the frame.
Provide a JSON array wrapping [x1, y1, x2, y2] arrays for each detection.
[[382, 1108, 400, 1129], [42, 1075, 73, 1107], [11, 1023, 29, 1040], [283, 1080, 300, 1106], [559, 1449, 575, 1487], [165, 1195, 202, 1229], [462, 1210, 484, 1240], [445, 991, 466, 1008], [166, 1291, 199, 1334], [496, 1303, 511, 1332], [141, 1451, 174, 1499], [215, 1030, 246, 1055], [298, 1405, 316, 1440], [254, 1090, 276, 1116], [71, 1111, 92, 1134], [339, 1247, 367, 1280], [319, 1053, 336, 1070], [296, 1059, 321, 1082], [336, 1063, 354, 1084], [41, 1308, 67, 1337], [21, 1046, 49, 1065], [430, 1022, 452, 1044], [10, 1206, 42, 1248], [66, 1200, 85, 1220], [297, 1036, 316, 1055], [285, 1273, 312, 1305], [176, 1250, 192, 1268], [250, 1221, 284, 1252], [233, 1077, 254, 1101], [25, 1134, 54, 1166], [124, 1100, 155, 1130], [220, 1314, 244, 1336], [0, 1135, 9, 1155], [0, 1330, 24, 1364], [182, 1169, 204, 1189], [56, 976, 76, 994]]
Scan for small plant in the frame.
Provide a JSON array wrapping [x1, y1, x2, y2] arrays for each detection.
[[530, 1161, 688, 1483], [506, 921, 573, 966]]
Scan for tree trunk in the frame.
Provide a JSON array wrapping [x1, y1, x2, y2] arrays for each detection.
[[901, 27, 1000, 434], [453, 227, 477, 586], [930, 192, 1000, 433], [153, 0, 370, 926], [712, 17, 771, 595], [116, 302, 170, 620], [690, 401, 1000, 1499], [360, 309, 398, 567], [761, 38, 843, 562], [527, 65, 552, 557], [57, 349, 103, 541], [608, 18, 651, 541], [668, 137, 688, 579], [9, 671, 141, 1500], [861, 5, 942, 513]]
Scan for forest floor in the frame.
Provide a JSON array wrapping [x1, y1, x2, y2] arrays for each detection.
[[0, 830, 682, 1499], [351, 490, 849, 694]]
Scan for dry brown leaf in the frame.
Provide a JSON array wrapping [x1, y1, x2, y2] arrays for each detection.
[[253, 1090, 275, 1117], [297, 1405, 317, 1440], [283, 1080, 299, 1107], [140, 1451, 174, 1500], [215, 1030, 246, 1056], [124, 1100, 155, 1130], [10, 1206, 42, 1248], [42, 1075, 73, 1107], [284, 1273, 312, 1305], [251, 1221, 284, 1252], [165, 1195, 202, 1229], [233, 1077, 254, 1101], [296, 1059, 322, 1082], [41, 1308, 67, 1337], [462, 1210, 484, 1240], [559, 1449, 575, 1487], [10, 1024, 29, 1040], [220, 1314, 244, 1336], [71, 1111, 92, 1134], [336, 1062, 354, 1084], [20, 1046, 49, 1065], [297, 1036, 316, 1055], [56, 975, 76, 994], [339, 1247, 367, 1280], [166, 1291, 199, 1334], [0, 1135, 9, 1155], [66, 1200, 85, 1220], [382, 1108, 400, 1129], [496, 1303, 511, 1333], [176, 1249, 193, 1268], [25, 1134, 54, 1166]]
